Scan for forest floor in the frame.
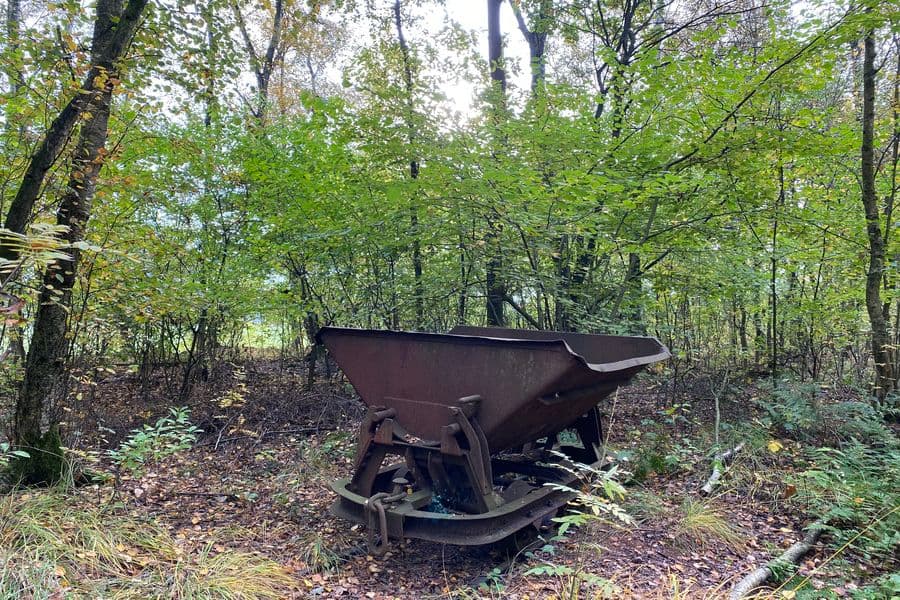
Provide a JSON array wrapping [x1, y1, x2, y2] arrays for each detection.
[[5, 360, 895, 599]]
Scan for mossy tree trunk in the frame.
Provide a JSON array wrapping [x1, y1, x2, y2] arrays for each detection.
[[11, 0, 148, 484]]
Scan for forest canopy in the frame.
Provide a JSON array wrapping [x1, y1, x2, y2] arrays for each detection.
[[3, 1, 897, 366]]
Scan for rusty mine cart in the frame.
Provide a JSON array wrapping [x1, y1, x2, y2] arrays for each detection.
[[316, 325, 670, 552]]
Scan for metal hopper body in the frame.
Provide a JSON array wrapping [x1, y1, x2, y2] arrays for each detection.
[[317, 326, 669, 550]]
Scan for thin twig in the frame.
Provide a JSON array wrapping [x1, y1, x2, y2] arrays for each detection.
[[701, 442, 745, 495], [195, 427, 333, 448]]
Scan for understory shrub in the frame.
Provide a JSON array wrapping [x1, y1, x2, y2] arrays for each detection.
[[106, 407, 200, 476], [792, 440, 899, 563], [757, 383, 894, 445]]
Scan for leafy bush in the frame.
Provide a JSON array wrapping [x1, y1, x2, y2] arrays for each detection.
[[789, 568, 900, 599], [522, 457, 631, 599], [548, 459, 633, 531], [819, 401, 896, 443], [757, 383, 894, 445], [623, 421, 684, 483], [0, 442, 29, 469], [524, 563, 620, 600], [859, 572, 900, 599], [758, 382, 822, 437], [107, 407, 200, 476], [793, 441, 900, 563], [753, 383, 898, 594]]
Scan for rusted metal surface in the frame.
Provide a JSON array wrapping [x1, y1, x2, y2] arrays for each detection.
[[316, 326, 670, 550], [332, 463, 574, 546], [317, 327, 669, 453]]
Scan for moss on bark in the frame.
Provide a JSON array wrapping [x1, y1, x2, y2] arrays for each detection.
[[8, 426, 65, 486]]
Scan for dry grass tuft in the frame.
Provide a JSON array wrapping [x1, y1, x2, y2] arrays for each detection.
[[299, 530, 342, 573], [0, 489, 296, 599], [672, 498, 745, 553], [624, 489, 669, 522], [656, 572, 732, 599]]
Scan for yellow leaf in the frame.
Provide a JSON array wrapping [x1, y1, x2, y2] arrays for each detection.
[[767, 440, 783, 453], [54, 565, 66, 577]]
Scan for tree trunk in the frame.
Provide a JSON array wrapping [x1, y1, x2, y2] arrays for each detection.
[[202, 0, 217, 127], [393, 0, 424, 329], [0, 0, 148, 259], [511, 0, 550, 93], [485, 0, 506, 327], [861, 27, 895, 400], [4, 0, 21, 107], [885, 43, 899, 390], [610, 252, 643, 331], [771, 163, 784, 386], [14, 81, 113, 483], [11, 0, 146, 484], [233, 0, 284, 123]]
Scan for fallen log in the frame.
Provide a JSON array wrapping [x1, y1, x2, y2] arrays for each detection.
[[701, 442, 745, 495], [729, 521, 826, 600]]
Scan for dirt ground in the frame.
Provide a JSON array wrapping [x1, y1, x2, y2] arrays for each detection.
[[55, 361, 878, 599]]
